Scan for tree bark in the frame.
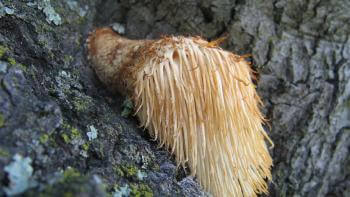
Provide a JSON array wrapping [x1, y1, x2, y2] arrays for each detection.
[[0, 0, 348, 196]]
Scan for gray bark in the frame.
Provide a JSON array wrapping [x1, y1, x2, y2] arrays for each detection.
[[0, 0, 348, 196]]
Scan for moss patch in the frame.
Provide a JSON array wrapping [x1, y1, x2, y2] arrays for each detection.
[[39, 134, 49, 144], [345, 99, 350, 108], [130, 184, 153, 197], [115, 166, 125, 177], [62, 167, 81, 182], [0, 45, 8, 58], [0, 148, 10, 157], [81, 143, 89, 151], [61, 133, 70, 144], [124, 165, 138, 178], [16, 63, 27, 72], [71, 127, 81, 138], [7, 57, 16, 65], [0, 113, 5, 127], [115, 164, 139, 178], [23, 167, 96, 197], [61, 123, 82, 144], [72, 97, 92, 112]]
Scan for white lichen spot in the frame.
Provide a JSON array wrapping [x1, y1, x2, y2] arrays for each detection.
[[0, 3, 12, 18], [113, 184, 131, 197], [111, 23, 125, 35], [79, 150, 88, 158], [0, 61, 8, 73], [92, 175, 102, 184], [4, 154, 36, 196], [26, 2, 37, 7], [4, 7, 15, 15], [37, 0, 62, 25], [67, 0, 78, 10], [67, 0, 87, 17], [60, 70, 69, 78], [87, 125, 98, 141], [136, 170, 147, 181]]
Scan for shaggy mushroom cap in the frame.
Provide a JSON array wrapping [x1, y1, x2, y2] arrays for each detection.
[[87, 27, 273, 197]]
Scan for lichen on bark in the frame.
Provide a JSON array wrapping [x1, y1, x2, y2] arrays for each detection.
[[0, 0, 349, 196]]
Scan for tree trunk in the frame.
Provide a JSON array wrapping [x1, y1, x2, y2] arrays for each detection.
[[0, 0, 348, 196]]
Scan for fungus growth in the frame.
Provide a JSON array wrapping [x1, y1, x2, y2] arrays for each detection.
[[87, 27, 273, 197]]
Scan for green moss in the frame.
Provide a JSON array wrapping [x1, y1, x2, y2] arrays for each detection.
[[62, 167, 81, 181], [62, 123, 71, 129], [16, 63, 27, 72], [0, 45, 8, 58], [75, 16, 86, 25], [113, 183, 120, 191], [63, 192, 74, 197], [38, 40, 48, 47], [345, 99, 350, 108], [114, 166, 125, 177], [25, 184, 81, 197], [62, 133, 70, 144], [7, 57, 16, 65], [39, 134, 49, 144], [63, 55, 74, 65], [124, 165, 138, 178], [71, 127, 81, 138], [48, 51, 55, 60], [130, 184, 153, 197], [114, 164, 140, 178], [61, 123, 82, 143], [0, 148, 10, 157], [23, 166, 96, 197], [73, 97, 90, 112], [81, 143, 89, 151], [0, 113, 5, 127], [48, 134, 57, 147]]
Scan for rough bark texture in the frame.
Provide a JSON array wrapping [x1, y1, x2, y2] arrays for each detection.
[[0, 0, 349, 197]]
